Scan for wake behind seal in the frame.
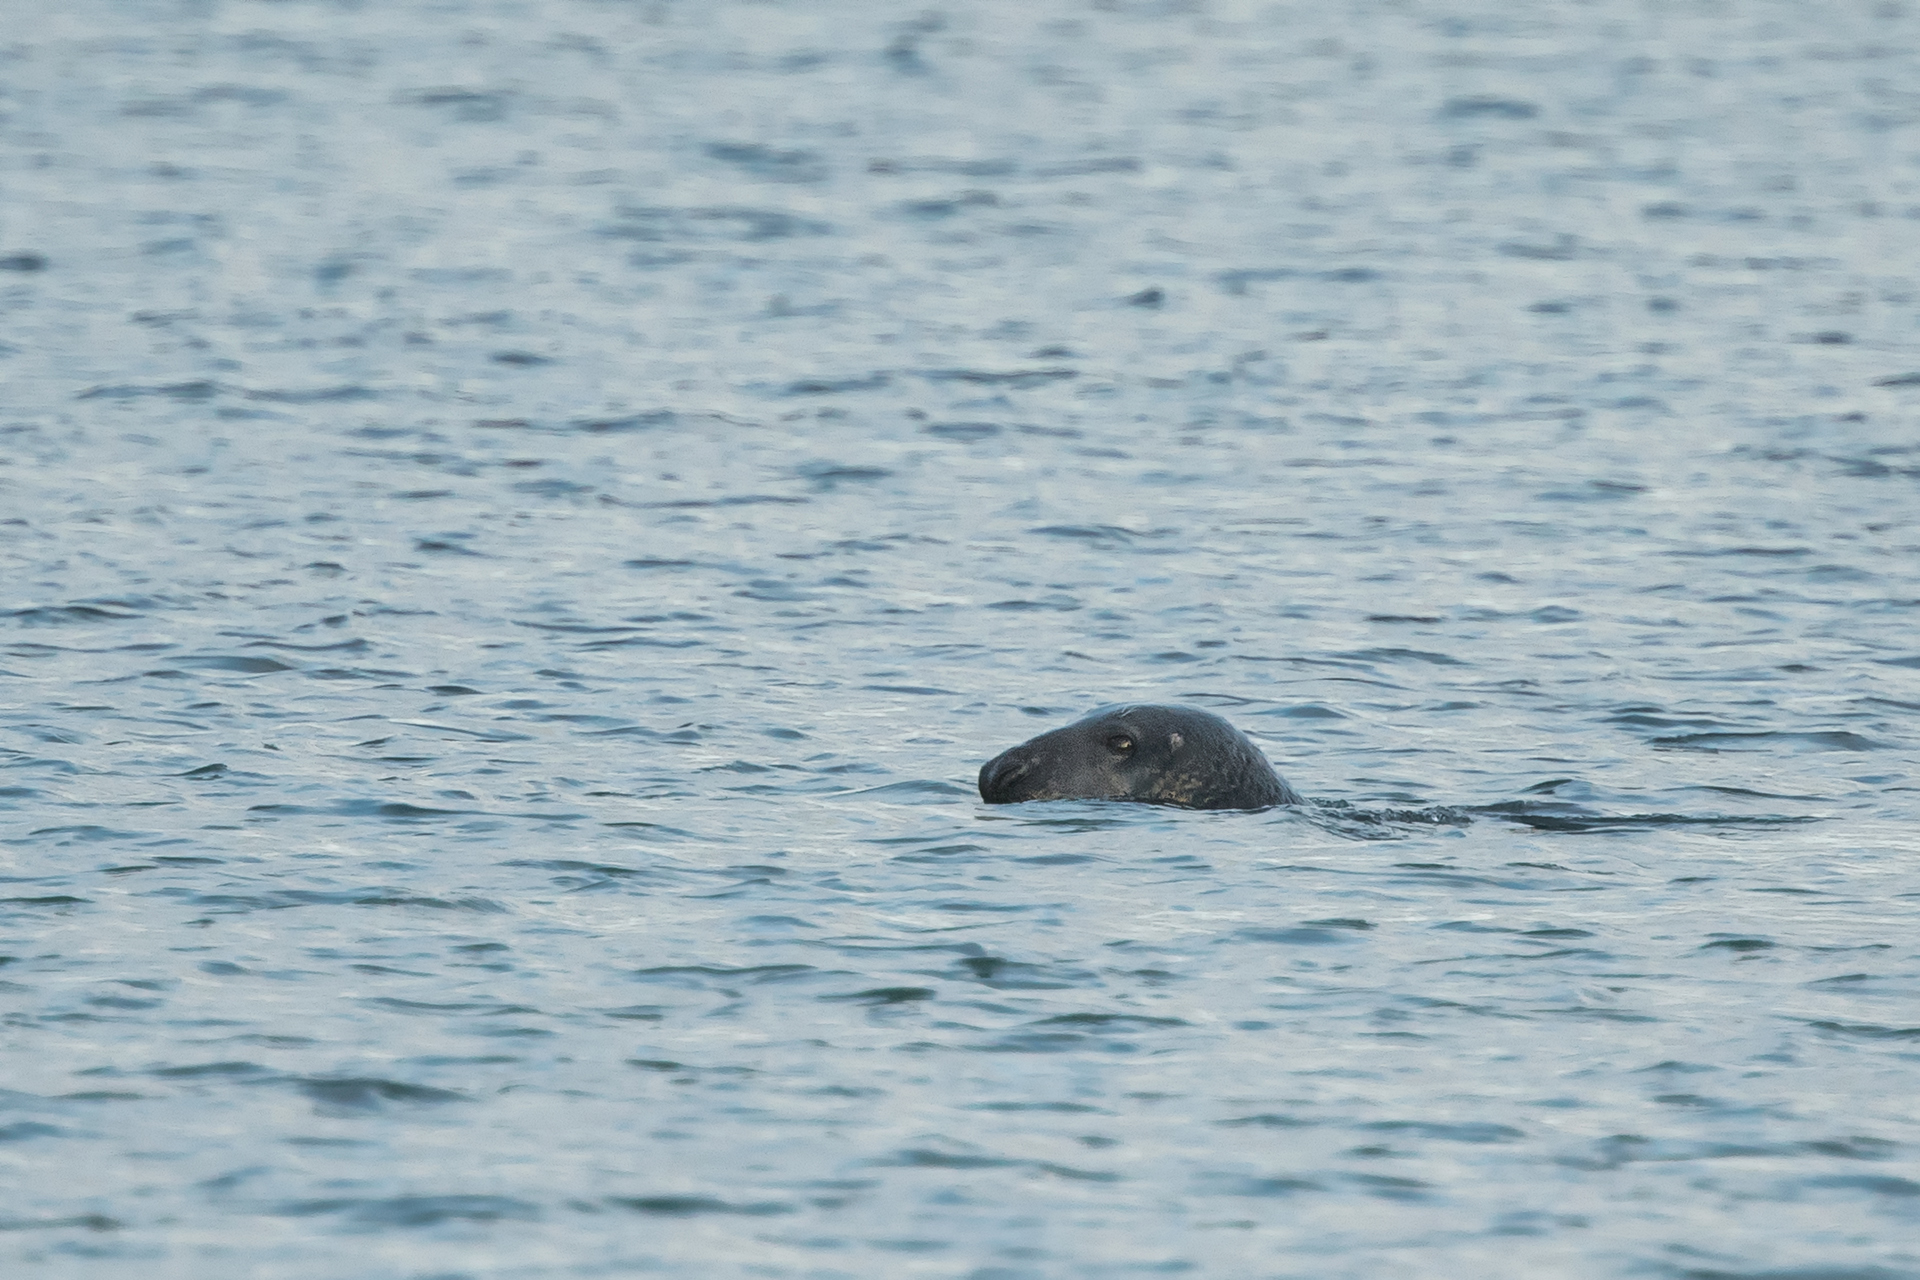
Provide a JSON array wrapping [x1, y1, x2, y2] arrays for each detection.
[[978, 703, 1302, 811]]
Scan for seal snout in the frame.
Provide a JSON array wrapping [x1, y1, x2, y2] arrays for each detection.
[[978, 749, 1036, 803]]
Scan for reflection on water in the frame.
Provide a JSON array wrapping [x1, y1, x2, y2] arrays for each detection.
[[3, 1, 1919, 1276]]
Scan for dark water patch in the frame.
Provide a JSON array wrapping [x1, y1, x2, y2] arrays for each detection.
[[1653, 731, 1882, 752], [824, 986, 937, 1005], [1563, 1136, 1853, 1173], [11, 822, 128, 844], [705, 141, 827, 183], [1233, 924, 1368, 946], [292, 1078, 466, 1113], [383, 719, 534, 741], [277, 1194, 537, 1227], [247, 800, 473, 821], [1029, 524, 1165, 545], [1669, 546, 1813, 559], [245, 638, 370, 654], [642, 494, 808, 510], [191, 888, 508, 913], [1361, 1120, 1523, 1143], [0, 1214, 122, 1232], [174, 655, 297, 674], [924, 421, 1002, 440], [869, 156, 1017, 177], [1215, 266, 1380, 295], [1032, 156, 1139, 178], [1643, 1270, 1920, 1280], [1607, 711, 1741, 730], [416, 536, 484, 555], [1219, 1113, 1317, 1129], [602, 205, 832, 243], [1030, 1013, 1186, 1029], [397, 86, 513, 121], [3, 605, 141, 626], [1311, 801, 1474, 831], [797, 461, 892, 484], [149, 1060, 272, 1078], [606, 1195, 794, 1217], [898, 191, 1000, 219], [571, 409, 677, 432], [1332, 647, 1466, 666], [1807, 1021, 1920, 1041], [1195, 1172, 1323, 1197], [503, 858, 682, 885], [972, 1029, 1150, 1054], [244, 385, 378, 404], [987, 594, 1082, 611], [919, 367, 1076, 388], [876, 1147, 1120, 1182], [631, 964, 817, 988], [1441, 95, 1539, 119], [944, 956, 1090, 990], [1800, 1175, 1920, 1197], [601, 1006, 665, 1022], [363, 997, 537, 1017], [77, 379, 221, 401], [783, 374, 890, 396], [1475, 802, 1819, 832]]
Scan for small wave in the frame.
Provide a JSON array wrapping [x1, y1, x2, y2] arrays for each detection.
[[293, 1077, 466, 1113], [1475, 802, 1820, 832], [832, 779, 974, 802], [1333, 647, 1468, 667], [175, 655, 297, 673], [276, 1195, 535, 1227], [191, 888, 507, 913], [606, 1195, 793, 1217], [602, 205, 832, 243], [920, 367, 1076, 388], [3, 605, 140, 626], [1652, 730, 1882, 752], [76, 379, 220, 401]]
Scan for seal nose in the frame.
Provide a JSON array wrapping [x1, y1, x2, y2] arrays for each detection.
[[978, 750, 1033, 803]]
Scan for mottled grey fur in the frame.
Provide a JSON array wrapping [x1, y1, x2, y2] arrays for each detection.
[[978, 704, 1302, 810]]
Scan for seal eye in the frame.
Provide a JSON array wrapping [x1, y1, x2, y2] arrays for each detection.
[[1105, 734, 1134, 755]]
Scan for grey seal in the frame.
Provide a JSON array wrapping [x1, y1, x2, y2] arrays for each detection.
[[978, 704, 1302, 810]]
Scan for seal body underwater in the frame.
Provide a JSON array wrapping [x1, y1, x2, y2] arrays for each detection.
[[978, 704, 1302, 810]]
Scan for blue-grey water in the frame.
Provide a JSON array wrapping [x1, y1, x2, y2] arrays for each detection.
[[4, 2, 1920, 1276]]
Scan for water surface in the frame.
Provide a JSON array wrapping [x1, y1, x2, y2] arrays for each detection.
[[4, 2, 1920, 1276]]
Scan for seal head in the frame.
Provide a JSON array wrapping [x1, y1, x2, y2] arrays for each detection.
[[978, 703, 1302, 810]]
